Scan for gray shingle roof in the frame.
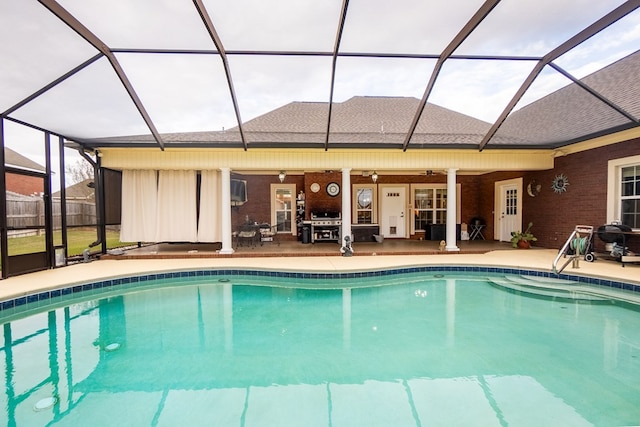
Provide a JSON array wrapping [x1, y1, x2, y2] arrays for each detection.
[[4, 147, 46, 172], [89, 96, 493, 147], [87, 50, 640, 150], [496, 50, 640, 146]]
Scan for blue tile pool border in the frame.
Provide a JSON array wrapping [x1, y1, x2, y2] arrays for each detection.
[[1, 265, 639, 313]]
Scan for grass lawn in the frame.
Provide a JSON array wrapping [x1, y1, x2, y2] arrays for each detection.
[[5, 228, 132, 257]]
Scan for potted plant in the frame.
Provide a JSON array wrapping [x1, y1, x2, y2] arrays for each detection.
[[511, 222, 537, 248]]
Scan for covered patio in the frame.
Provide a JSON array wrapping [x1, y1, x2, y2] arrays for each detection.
[[107, 238, 512, 259]]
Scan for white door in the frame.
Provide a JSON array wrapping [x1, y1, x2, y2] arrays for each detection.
[[380, 186, 406, 238], [498, 182, 521, 242]]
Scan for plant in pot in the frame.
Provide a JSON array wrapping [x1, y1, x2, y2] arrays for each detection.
[[511, 222, 537, 249]]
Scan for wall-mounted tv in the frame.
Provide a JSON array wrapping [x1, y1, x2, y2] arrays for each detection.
[[230, 179, 247, 206]]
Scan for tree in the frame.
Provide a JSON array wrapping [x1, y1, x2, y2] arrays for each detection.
[[65, 159, 94, 185]]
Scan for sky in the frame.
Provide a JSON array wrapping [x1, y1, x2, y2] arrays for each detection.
[[2, 0, 640, 180]]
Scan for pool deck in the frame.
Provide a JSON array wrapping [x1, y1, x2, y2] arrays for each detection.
[[0, 243, 638, 303]]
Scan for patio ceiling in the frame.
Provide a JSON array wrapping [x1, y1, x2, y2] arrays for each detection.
[[1, 0, 640, 152]]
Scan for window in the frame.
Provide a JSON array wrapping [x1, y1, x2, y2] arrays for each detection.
[[411, 184, 461, 234], [621, 165, 640, 228], [357, 188, 372, 223], [352, 184, 377, 224], [271, 184, 296, 234], [506, 188, 518, 216], [414, 188, 434, 231], [413, 187, 447, 231], [608, 155, 640, 230]]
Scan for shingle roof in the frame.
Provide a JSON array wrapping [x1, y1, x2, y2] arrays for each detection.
[[236, 96, 493, 146], [496, 50, 640, 146], [52, 178, 95, 199], [4, 147, 46, 172], [86, 50, 640, 150], [90, 96, 493, 148]]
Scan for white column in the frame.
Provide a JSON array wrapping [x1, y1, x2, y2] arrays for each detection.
[[341, 167, 352, 247], [446, 168, 460, 251], [219, 167, 234, 254]]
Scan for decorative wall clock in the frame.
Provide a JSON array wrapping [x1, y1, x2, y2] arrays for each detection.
[[551, 173, 569, 193], [326, 182, 340, 197]]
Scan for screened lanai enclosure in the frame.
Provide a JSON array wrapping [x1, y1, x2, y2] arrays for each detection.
[[2, 0, 640, 277]]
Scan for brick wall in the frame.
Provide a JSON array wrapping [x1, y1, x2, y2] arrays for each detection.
[[522, 138, 640, 252], [304, 171, 343, 216], [231, 174, 304, 241], [6, 172, 43, 195]]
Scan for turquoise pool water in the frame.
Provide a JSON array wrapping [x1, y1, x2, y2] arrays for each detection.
[[1, 271, 640, 426]]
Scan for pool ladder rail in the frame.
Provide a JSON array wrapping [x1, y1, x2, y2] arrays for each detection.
[[553, 225, 595, 275]]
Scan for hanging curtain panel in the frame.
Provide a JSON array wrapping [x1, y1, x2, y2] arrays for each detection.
[[197, 170, 222, 243], [120, 170, 158, 242], [156, 170, 198, 242]]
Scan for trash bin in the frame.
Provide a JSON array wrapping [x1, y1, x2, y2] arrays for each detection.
[[302, 224, 311, 244]]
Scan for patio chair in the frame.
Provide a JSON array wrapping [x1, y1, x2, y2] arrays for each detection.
[[235, 223, 259, 248], [258, 223, 280, 246]]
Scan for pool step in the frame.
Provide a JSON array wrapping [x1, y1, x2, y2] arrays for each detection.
[[517, 275, 580, 286], [490, 275, 640, 305], [488, 276, 607, 301]]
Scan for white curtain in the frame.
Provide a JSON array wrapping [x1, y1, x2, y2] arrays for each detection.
[[197, 170, 222, 242], [120, 170, 158, 242], [156, 170, 198, 242]]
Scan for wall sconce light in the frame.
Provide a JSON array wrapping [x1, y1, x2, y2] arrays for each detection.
[[371, 171, 378, 183], [278, 171, 286, 183]]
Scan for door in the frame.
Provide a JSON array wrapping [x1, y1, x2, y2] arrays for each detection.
[[380, 186, 406, 238], [3, 171, 52, 277], [495, 179, 522, 242]]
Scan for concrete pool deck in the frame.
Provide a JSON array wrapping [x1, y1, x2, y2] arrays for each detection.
[[0, 248, 638, 303]]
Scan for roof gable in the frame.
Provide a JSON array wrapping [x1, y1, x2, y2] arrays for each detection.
[[4, 147, 46, 172], [239, 96, 491, 137]]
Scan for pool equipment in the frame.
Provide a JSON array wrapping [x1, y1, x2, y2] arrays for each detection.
[[553, 225, 595, 274]]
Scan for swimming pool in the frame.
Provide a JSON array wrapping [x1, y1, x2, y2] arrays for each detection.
[[1, 268, 640, 426]]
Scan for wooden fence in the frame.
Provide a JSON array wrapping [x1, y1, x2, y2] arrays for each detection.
[[6, 198, 96, 236]]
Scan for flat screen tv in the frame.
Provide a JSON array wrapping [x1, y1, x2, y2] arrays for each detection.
[[230, 179, 247, 206]]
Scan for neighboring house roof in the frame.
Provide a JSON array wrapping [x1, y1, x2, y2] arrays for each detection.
[[4, 147, 46, 173], [52, 179, 95, 200]]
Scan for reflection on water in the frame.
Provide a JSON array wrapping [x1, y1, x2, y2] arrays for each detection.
[[1, 274, 640, 426]]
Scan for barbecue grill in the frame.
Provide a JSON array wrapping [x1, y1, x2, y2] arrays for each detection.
[[310, 211, 342, 243]]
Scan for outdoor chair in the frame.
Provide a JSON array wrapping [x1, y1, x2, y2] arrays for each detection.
[[235, 223, 259, 248], [258, 223, 280, 246]]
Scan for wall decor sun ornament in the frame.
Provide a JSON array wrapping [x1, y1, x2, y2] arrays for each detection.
[[551, 173, 569, 193]]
